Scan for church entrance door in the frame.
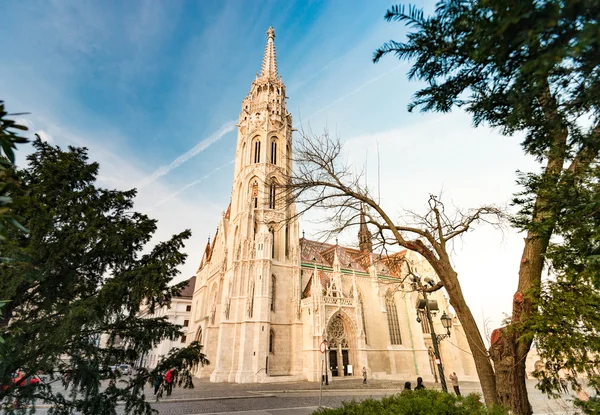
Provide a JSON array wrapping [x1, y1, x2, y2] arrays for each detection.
[[342, 350, 349, 376], [329, 350, 338, 377], [326, 313, 356, 377]]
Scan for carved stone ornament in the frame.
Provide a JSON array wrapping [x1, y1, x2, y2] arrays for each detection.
[[328, 314, 345, 341]]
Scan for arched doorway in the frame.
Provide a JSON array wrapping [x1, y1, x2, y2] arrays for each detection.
[[326, 313, 356, 377]]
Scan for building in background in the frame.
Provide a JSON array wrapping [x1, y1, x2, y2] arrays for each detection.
[[187, 27, 476, 384], [138, 276, 195, 369]]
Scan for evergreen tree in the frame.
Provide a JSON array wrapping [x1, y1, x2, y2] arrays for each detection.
[[526, 164, 600, 412], [0, 100, 28, 241], [374, 1, 600, 414], [0, 140, 208, 414]]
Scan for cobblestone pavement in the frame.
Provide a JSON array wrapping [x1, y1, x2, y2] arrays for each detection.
[[15, 376, 590, 414]]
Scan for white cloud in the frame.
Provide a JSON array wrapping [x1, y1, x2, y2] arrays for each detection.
[[300, 110, 540, 337]]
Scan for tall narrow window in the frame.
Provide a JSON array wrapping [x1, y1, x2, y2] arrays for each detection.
[[284, 226, 289, 258], [359, 294, 368, 345], [269, 330, 274, 353], [418, 310, 430, 333], [249, 283, 255, 318], [269, 182, 276, 209], [270, 275, 276, 312], [254, 140, 261, 163], [270, 228, 275, 258], [252, 182, 258, 209], [271, 141, 277, 164], [385, 293, 402, 345]]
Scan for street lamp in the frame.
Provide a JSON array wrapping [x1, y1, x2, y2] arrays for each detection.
[[413, 274, 452, 393], [440, 311, 452, 336]]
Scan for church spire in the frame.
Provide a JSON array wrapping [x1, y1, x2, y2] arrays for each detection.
[[260, 27, 278, 79], [358, 207, 373, 253]]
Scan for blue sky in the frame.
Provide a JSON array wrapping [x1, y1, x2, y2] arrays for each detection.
[[0, 0, 539, 333]]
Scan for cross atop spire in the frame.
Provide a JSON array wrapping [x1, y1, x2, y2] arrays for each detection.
[[260, 26, 278, 79]]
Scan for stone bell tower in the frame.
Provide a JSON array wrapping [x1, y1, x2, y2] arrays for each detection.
[[208, 27, 302, 383]]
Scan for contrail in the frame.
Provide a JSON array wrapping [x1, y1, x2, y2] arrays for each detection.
[[149, 160, 235, 210], [305, 63, 405, 120], [139, 121, 236, 188], [288, 48, 356, 93]]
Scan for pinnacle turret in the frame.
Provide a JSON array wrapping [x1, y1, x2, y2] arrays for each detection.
[[260, 27, 278, 79], [358, 207, 373, 253]]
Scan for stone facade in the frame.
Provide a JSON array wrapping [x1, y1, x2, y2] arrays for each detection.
[[187, 27, 477, 384]]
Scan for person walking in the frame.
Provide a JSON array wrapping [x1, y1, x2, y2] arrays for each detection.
[[165, 368, 175, 397], [449, 372, 461, 396], [414, 377, 426, 390], [362, 367, 367, 384], [153, 372, 163, 397]]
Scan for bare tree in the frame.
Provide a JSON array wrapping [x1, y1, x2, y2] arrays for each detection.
[[286, 128, 505, 406]]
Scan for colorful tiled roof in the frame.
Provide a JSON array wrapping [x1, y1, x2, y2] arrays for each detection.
[[299, 238, 406, 278]]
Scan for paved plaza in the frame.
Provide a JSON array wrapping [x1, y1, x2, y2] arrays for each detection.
[[23, 376, 588, 414]]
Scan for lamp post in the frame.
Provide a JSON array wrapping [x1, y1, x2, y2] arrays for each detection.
[[414, 275, 453, 393]]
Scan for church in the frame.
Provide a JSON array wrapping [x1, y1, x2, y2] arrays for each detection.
[[186, 27, 477, 384]]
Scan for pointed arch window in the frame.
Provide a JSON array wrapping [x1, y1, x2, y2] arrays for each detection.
[[284, 226, 289, 258], [385, 293, 402, 345], [359, 293, 368, 345], [271, 140, 277, 164], [252, 181, 258, 208], [269, 181, 276, 209], [254, 140, 261, 163], [270, 228, 275, 258], [270, 275, 276, 312]]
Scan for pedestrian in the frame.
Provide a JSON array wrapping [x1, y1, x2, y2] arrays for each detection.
[[559, 377, 569, 394], [449, 372, 461, 396], [402, 381, 412, 394], [153, 372, 163, 396], [414, 377, 425, 390], [362, 367, 367, 384], [62, 369, 72, 391], [165, 368, 175, 397]]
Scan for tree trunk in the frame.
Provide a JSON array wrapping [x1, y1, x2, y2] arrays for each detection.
[[490, 326, 533, 415], [490, 231, 549, 415], [438, 264, 500, 406]]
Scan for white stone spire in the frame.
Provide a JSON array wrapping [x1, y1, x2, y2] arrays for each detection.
[[260, 27, 278, 79]]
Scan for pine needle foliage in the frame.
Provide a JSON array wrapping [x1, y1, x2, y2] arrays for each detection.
[[0, 140, 208, 414], [0, 100, 28, 241], [374, 1, 600, 412]]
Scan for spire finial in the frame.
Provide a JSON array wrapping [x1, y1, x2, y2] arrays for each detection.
[[260, 27, 278, 79]]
